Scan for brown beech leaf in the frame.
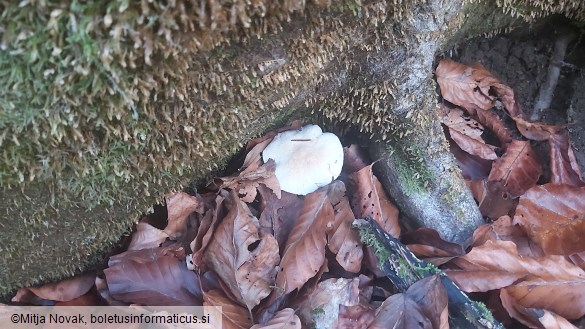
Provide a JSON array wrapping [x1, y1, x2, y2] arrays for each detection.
[[343, 144, 369, 174], [191, 191, 228, 267], [250, 308, 301, 329], [294, 278, 360, 329], [203, 190, 280, 311], [338, 304, 376, 329], [450, 140, 492, 180], [403, 228, 465, 265], [446, 240, 585, 293], [513, 184, 585, 255], [448, 128, 497, 160], [514, 116, 565, 141], [26, 272, 96, 302], [441, 106, 497, 160], [471, 216, 543, 258], [276, 187, 336, 294], [549, 132, 585, 187], [203, 290, 253, 329], [477, 180, 519, 220], [405, 275, 449, 329], [327, 196, 363, 273], [258, 185, 304, 252], [128, 222, 169, 251], [55, 286, 108, 306], [463, 103, 514, 147], [165, 192, 202, 238], [488, 140, 541, 198], [219, 159, 281, 203], [368, 294, 432, 329], [505, 279, 585, 320], [348, 164, 400, 238], [436, 60, 500, 111], [104, 255, 202, 305]]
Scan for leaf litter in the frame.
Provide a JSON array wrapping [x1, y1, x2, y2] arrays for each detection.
[[8, 59, 585, 328]]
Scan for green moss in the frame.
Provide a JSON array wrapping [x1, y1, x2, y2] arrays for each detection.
[[386, 144, 434, 197], [357, 226, 391, 266]]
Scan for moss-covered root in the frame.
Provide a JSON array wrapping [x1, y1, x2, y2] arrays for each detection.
[[369, 127, 483, 246], [353, 218, 502, 329]]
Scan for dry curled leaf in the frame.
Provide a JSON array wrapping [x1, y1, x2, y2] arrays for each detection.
[[165, 192, 202, 238], [104, 256, 202, 306], [488, 140, 541, 198], [348, 164, 400, 238], [12, 272, 96, 304], [275, 187, 336, 294], [338, 304, 375, 329], [203, 290, 253, 329], [203, 190, 280, 311], [441, 106, 497, 160], [513, 184, 585, 255], [514, 116, 565, 141], [549, 132, 585, 187], [327, 196, 363, 273], [128, 221, 169, 251], [368, 294, 432, 329]]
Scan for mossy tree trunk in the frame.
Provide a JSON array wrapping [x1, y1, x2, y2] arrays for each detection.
[[2, 0, 582, 298]]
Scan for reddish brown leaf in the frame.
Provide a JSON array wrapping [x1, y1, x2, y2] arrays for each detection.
[[464, 104, 513, 146], [450, 140, 492, 180], [250, 308, 301, 329], [327, 196, 363, 273], [514, 116, 565, 141], [513, 184, 585, 255], [219, 159, 281, 203], [128, 222, 169, 251], [449, 128, 498, 160], [405, 275, 449, 329], [477, 180, 518, 220], [203, 190, 280, 311], [348, 165, 400, 238], [257, 185, 304, 252], [104, 256, 202, 306], [549, 132, 585, 187], [436, 60, 500, 111], [403, 228, 465, 265], [343, 145, 370, 174], [165, 192, 202, 238], [471, 215, 543, 258], [294, 278, 360, 329], [275, 187, 336, 294], [191, 191, 228, 268], [55, 286, 108, 306], [368, 294, 432, 329], [488, 140, 541, 198], [15, 273, 96, 303], [441, 106, 497, 160], [446, 240, 585, 293], [338, 304, 375, 329], [203, 290, 253, 329]]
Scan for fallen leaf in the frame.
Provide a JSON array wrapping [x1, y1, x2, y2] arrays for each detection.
[[450, 140, 492, 180], [514, 116, 565, 141], [203, 190, 280, 311], [219, 159, 282, 203], [276, 187, 336, 294], [294, 278, 360, 329], [448, 128, 498, 160], [549, 132, 585, 187], [55, 286, 108, 306], [402, 228, 465, 264], [203, 290, 253, 329], [327, 196, 363, 273], [513, 184, 585, 255], [505, 279, 585, 319], [488, 140, 541, 198], [446, 240, 585, 293], [367, 293, 432, 329], [251, 308, 301, 329], [191, 190, 228, 268], [15, 273, 96, 303], [257, 185, 304, 252], [128, 222, 169, 251], [477, 180, 519, 219], [471, 216, 543, 258], [441, 106, 497, 160], [165, 192, 202, 238], [405, 275, 449, 329], [463, 103, 514, 146], [436, 60, 500, 111], [347, 165, 400, 238], [104, 255, 202, 306], [338, 304, 375, 329]]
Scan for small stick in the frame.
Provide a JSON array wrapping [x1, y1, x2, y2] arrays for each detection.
[[530, 31, 575, 122]]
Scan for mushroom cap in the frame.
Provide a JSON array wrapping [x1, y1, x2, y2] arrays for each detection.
[[262, 124, 344, 195]]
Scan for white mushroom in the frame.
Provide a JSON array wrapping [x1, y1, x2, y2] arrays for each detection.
[[262, 124, 344, 195]]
